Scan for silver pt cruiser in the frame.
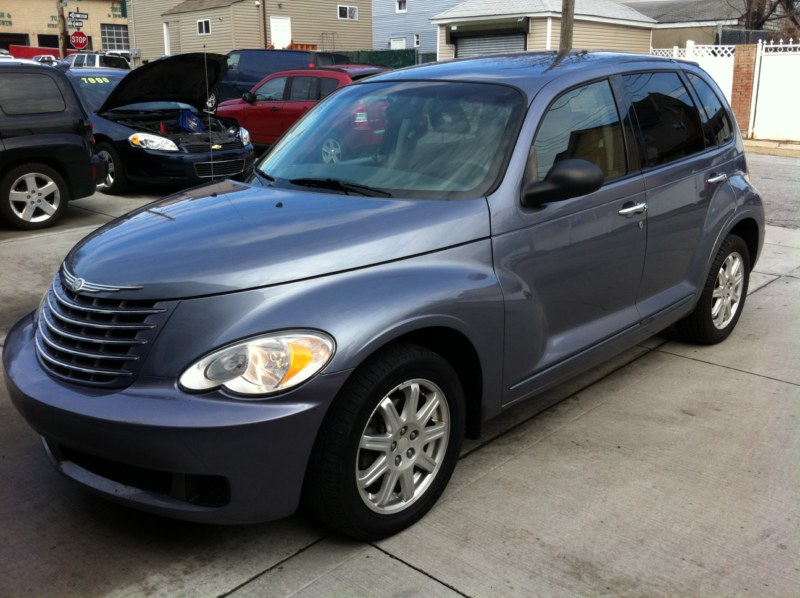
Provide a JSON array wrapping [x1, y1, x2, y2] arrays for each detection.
[[4, 52, 765, 540]]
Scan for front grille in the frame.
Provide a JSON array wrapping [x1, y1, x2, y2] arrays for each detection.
[[194, 159, 246, 178], [35, 273, 175, 387], [184, 140, 242, 152]]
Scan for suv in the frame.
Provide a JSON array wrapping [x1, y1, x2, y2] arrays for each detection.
[[5, 52, 764, 539], [216, 65, 388, 147], [57, 52, 130, 71], [0, 61, 101, 229], [210, 48, 350, 109]]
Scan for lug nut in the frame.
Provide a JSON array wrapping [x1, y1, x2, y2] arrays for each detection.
[[410, 431, 418, 440], [406, 448, 415, 458], [394, 455, 402, 465]]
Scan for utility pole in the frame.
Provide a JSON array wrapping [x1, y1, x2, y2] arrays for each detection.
[[560, 0, 574, 51], [57, 0, 68, 58]]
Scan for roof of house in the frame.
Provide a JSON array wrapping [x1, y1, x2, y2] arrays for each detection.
[[618, 0, 741, 24], [432, 0, 655, 24], [162, 0, 242, 16]]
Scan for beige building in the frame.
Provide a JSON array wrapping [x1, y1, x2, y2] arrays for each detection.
[[432, 0, 655, 60], [127, 0, 372, 65], [0, 0, 128, 56]]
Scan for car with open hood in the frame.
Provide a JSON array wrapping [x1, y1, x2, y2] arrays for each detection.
[[65, 53, 254, 194], [4, 52, 764, 540]]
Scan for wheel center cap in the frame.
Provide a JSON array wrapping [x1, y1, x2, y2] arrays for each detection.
[[397, 437, 410, 452]]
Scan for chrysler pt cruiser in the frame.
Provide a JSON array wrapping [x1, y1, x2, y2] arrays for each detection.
[[4, 52, 765, 540]]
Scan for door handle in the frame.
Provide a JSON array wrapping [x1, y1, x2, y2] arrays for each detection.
[[618, 202, 648, 216], [706, 173, 728, 184], [270, 106, 281, 111]]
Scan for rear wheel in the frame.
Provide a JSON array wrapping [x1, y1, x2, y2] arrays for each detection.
[[676, 234, 750, 344], [95, 142, 129, 194], [0, 163, 68, 230], [305, 343, 464, 540]]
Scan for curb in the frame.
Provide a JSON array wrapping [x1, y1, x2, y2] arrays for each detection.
[[743, 141, 800, 158]]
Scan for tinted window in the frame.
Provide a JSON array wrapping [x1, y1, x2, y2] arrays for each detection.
[[71, 74, 124, 112], [622, 72, 704, 167], [74, 55, 85, 67], [319, 77, 340, 98], [255, 77, 287, 101], [687, 73, 733, 147], [533, 80, 626, 181], [0, 73, 66, 115], [289, 76, 316, 101]]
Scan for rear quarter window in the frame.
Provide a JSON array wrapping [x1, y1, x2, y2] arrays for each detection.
[[686, 73, 734, 147], [0, 72, 66, 115]]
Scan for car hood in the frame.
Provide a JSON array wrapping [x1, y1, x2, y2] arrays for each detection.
[[97, 53, 227, 113], [63, 180, 491, 300]]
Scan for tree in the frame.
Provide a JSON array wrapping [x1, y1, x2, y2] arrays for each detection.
[[735, 0, 800, 32]]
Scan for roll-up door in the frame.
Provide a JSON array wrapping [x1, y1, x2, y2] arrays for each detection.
[[456, 34, 525, 58]]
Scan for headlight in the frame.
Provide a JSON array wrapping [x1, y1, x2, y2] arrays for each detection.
[[128, 133, 179, 151], [239, 127, 251, 146], [179, 331, 335, 397]]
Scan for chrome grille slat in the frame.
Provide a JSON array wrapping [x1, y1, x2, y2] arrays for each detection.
[[52, 283, 164, 316], [35, 336, 133, 377], [40, 310, 146, 346], [35, 273, 176, 387], [46, 294, 156, 331], [37, 318, 136, 362]]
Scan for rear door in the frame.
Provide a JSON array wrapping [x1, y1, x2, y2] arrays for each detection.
[[279, 75, 327, 133], [619, 70, 736, 327]]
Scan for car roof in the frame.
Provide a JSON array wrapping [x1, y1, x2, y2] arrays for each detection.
[[370, 51, 680, 100], [264, 65, 388, 80]]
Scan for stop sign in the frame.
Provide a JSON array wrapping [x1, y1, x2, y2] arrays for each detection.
[[70, 31, 88, 50]]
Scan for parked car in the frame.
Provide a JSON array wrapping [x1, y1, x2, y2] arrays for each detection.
[[209, 48, 351, 110], [0, 60, 103, 229], [216, 65, 389, 148], [4, 52, 764, 540], [64, 54, 255, 194], [56, 51, 131, 71], [32, 54, 58, 66]]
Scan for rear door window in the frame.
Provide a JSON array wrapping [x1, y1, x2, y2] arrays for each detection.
[[0, 73, 66, 115], [621, 72, 705, 167], [288, 76, 317, 101], [532, 79, 627, 182], [686, 73, 733, 147]]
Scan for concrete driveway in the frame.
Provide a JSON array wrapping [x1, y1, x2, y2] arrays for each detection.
[[1, 155, 798, 597]]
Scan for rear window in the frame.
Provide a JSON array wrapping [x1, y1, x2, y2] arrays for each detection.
[[0, 73, 66, 115]]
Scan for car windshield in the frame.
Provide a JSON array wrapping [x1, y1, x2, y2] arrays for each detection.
[[258, 80, 526, 200], [71, 74, 125, 112]]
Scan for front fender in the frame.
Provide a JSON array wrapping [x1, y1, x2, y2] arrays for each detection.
[[141, 241, 504, 407]]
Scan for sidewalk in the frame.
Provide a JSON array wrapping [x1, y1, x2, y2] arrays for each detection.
[[744, 138, 800, 158]]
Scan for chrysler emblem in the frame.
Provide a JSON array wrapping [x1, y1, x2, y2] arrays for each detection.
[[71, 278, 85, 292]]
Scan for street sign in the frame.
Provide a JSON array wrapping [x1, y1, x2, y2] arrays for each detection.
[[70, 20, 84, 28], [68, 11, 89, 19], [70, 31, 89, 50]]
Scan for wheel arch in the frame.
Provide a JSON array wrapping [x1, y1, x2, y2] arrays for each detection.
[[728, 217, 761, 271]]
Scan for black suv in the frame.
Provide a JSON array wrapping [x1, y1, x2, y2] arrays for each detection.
[[210, 48, 350, 109], [0, 61, 100, 229]]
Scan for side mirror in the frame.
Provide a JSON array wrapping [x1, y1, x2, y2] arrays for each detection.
[[522, 159, 604, 207], [242, 92, 256, 104]]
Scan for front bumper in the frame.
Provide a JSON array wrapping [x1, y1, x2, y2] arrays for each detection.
[[120, 144, 256, 186], [3, 313, 349, 524]]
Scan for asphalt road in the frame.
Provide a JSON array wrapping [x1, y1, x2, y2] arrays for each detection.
[[0, 156, 798, 597]]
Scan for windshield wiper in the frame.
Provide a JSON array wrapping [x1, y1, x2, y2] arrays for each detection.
[[289, 177, 392, 197], [253, 169, 275, 183]]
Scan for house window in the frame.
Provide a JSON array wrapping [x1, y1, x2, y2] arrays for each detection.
[[338, 5, 358, 20], [197, 19, 211, 35], [396, 0, 407, 13], [414, 33, 420, 47]]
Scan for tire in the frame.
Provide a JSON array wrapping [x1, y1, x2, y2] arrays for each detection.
[[321, 134, 346, 164], [305, 343, 465, 540], [676, 234, 751, 345], [0, 163, 69, 230], [95, 142, 129, 194]]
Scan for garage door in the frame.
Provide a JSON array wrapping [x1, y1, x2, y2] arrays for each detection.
[[456, 35, 525, 58]]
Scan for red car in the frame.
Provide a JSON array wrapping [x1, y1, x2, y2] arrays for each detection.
[[216, 65, 389, 153]]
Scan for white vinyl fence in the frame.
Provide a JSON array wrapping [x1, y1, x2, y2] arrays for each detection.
[[751, 40, 800, 141]]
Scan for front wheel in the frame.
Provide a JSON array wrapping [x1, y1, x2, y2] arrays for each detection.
[[304, 343, 464, 540], [95, 142, 128, 194], [676, 234, 751, 344], [0, 163, 69, 230]]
